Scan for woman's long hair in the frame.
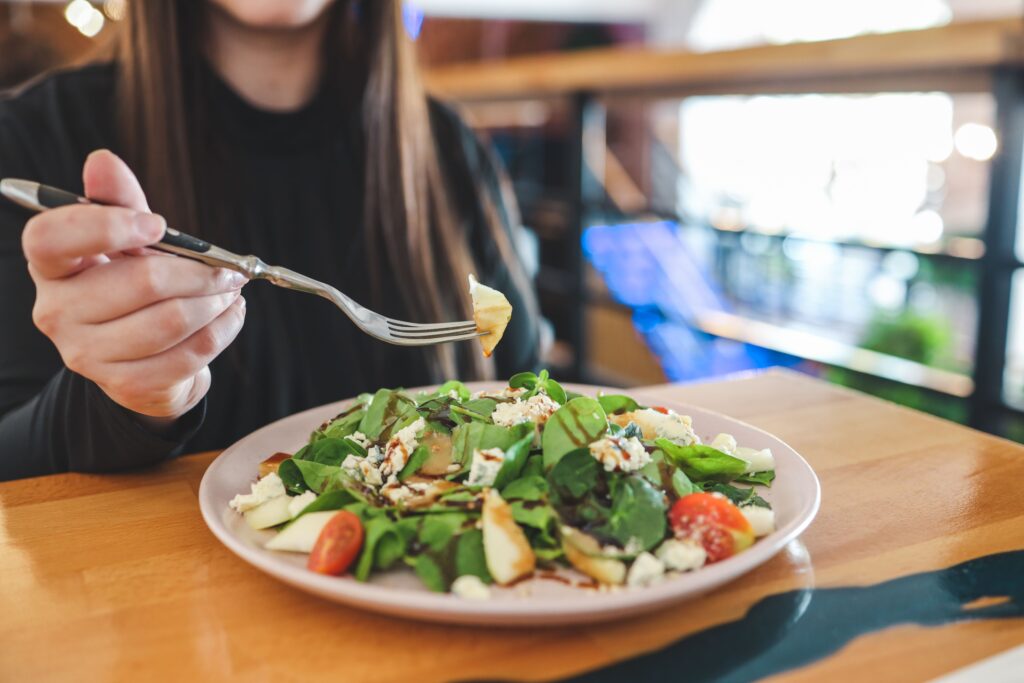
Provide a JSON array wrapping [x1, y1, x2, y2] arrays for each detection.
[[115, 0, 535, 380]]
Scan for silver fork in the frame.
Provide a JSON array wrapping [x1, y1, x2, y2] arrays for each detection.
[[0, 179, 485, 347]]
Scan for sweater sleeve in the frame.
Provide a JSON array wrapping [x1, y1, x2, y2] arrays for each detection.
[[0, 70, 205, 481]]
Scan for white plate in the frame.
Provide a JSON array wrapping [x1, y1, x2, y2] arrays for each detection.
[[198, 383, 820, 625]]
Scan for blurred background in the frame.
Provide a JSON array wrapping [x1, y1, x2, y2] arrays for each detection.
[[3, 1, 1024, 440]]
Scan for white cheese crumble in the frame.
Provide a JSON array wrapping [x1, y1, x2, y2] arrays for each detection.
[[656, 539, 707, 572], [491, 393, 561, 427], [741, 505, 776, 537], [588, 435, 651, 473], [734, 446, 775, 474], [614, 409, 700, 445], [358, 459, 384, 487], [709, 433, 738, 454], [472, 387, 526, 400], [229, 472, 286, 512], [626, 551, 666, 587], [381, 482, 414, 505], [286, 490, 318, 518], [468, 447, 505, 487], [451, 575, 492, 600], [380, 418, 426, 479], [347, 431, 372, 449]]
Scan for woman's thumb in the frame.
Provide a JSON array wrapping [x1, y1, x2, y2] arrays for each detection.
[[82, 149, 150, 212]]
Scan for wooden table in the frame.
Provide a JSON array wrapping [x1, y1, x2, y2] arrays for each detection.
[[2, 370, 1023, 682]]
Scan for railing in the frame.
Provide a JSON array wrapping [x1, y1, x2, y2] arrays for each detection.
[[425, 18, 1024, 433]]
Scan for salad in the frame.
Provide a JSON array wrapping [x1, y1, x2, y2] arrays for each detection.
[[228, 371, 778, 599]]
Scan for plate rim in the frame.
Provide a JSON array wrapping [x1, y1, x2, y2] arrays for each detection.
[[198, 382, 821, 624]]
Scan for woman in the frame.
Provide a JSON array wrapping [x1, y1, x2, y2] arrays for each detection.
[[0, 0, 539, 480]]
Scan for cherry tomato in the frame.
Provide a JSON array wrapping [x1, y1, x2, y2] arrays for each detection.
[[668, 493, 753, 563], [307, 510, 364, 576], [651, 406, 670, 414]]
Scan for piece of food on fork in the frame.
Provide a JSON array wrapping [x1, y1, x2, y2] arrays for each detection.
[[468, 274, 512, 357]]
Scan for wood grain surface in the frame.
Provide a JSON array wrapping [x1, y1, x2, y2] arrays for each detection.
[[2, 369, 1023, 682], [425, 18, 1024, 100]]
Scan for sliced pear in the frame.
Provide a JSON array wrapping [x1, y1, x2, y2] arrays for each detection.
[[244, 495, 292, 530], [264, 511, 337, 553], [481, 489, 535, 584], [561, 526, 627, 585], [417, 432, 455, 476], [468, 274, 512, 358]]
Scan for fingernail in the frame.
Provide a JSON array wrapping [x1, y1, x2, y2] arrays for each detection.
[[135, 213, 166, 240], [226, 271, 248, 288]]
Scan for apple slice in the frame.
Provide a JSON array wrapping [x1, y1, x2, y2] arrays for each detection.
[[264, 511, 337, 553], [481, 489, 535, 584], [561, 526, 627, 585], [244, 495, 292, 530], [468, 274, 512, 357]]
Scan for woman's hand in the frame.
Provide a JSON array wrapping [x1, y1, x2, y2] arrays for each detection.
[[22, 150, 247, 425]]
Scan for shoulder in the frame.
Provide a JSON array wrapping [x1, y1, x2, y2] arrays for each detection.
[[0, 62, 118, 188], [428, 98, 499, 183]]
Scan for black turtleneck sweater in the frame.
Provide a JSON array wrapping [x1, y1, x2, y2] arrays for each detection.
[[0, 63, 539, 480]]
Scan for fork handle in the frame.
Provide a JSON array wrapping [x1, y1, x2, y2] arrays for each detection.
[[10, 180, 268, 278]]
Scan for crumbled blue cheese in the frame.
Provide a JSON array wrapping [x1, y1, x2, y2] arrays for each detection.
[[468, 447, 505, 487], [709, 433, 738, 454], [656, 539, 707, 571], [451, 575, 492, 600], [615, 409, 699, 445], [734, 446, 775, 473], [491, 393, 561, 427], [229, 472, 286, 512], [380, 417, 425, 478], [347, 431, 372, 449], [286, 490, 318, 518], [472, 387, 526, 400], [358, 459, 384, 487], [626, 551, 666, 587], [588, 435, 651, 473], [741, 505, 776, 537]]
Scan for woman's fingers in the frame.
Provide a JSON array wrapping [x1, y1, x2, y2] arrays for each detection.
[[23, 205, 166, 279], [92, 290, 243, 361], [83, 149, 151, 212], [101, 296, 247, 416], [56, 255, 248, 323]]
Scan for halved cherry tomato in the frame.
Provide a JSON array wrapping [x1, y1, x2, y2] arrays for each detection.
[[307, 511, 364, 575], [668, 493, 754, 563], [651, 406, 670, 414]]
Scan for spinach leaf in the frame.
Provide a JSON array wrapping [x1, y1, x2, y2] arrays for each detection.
[[455, 529, 492, 583], [288, 489, 359, 524], [703, 482, 771, 509], [639, 446, 664, 486], [437, 380, 471, 402], [462, 398, 498, 417], [450, 421, 533, 473], [295, 437, 365, 467], [311, 402, 366, 442], [547, 448, 601, 502], [735, 470, 776, 486], [285, 459, 343, 494], [358, 389, 418, 441], [355, 515, 404, 581], [542, 397, 608, 468], [398, 444, 431, 482], [598, 394, 640, 415], [492, 433, 535, 490], [510, 501, 560, 549], [418, 512, 468, 552], [501, 474, 548, 502], [656, 439, 748, 482], [671, 468, 700, 497], [276, 458, 309, 494], [520, 453, 545, 479], [596, 475, 668, 552], [412, 554, 446, 592], [509, 369, 566, 404]]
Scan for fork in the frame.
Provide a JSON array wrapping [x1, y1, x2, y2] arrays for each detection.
[[0, 179, 485, 347]]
